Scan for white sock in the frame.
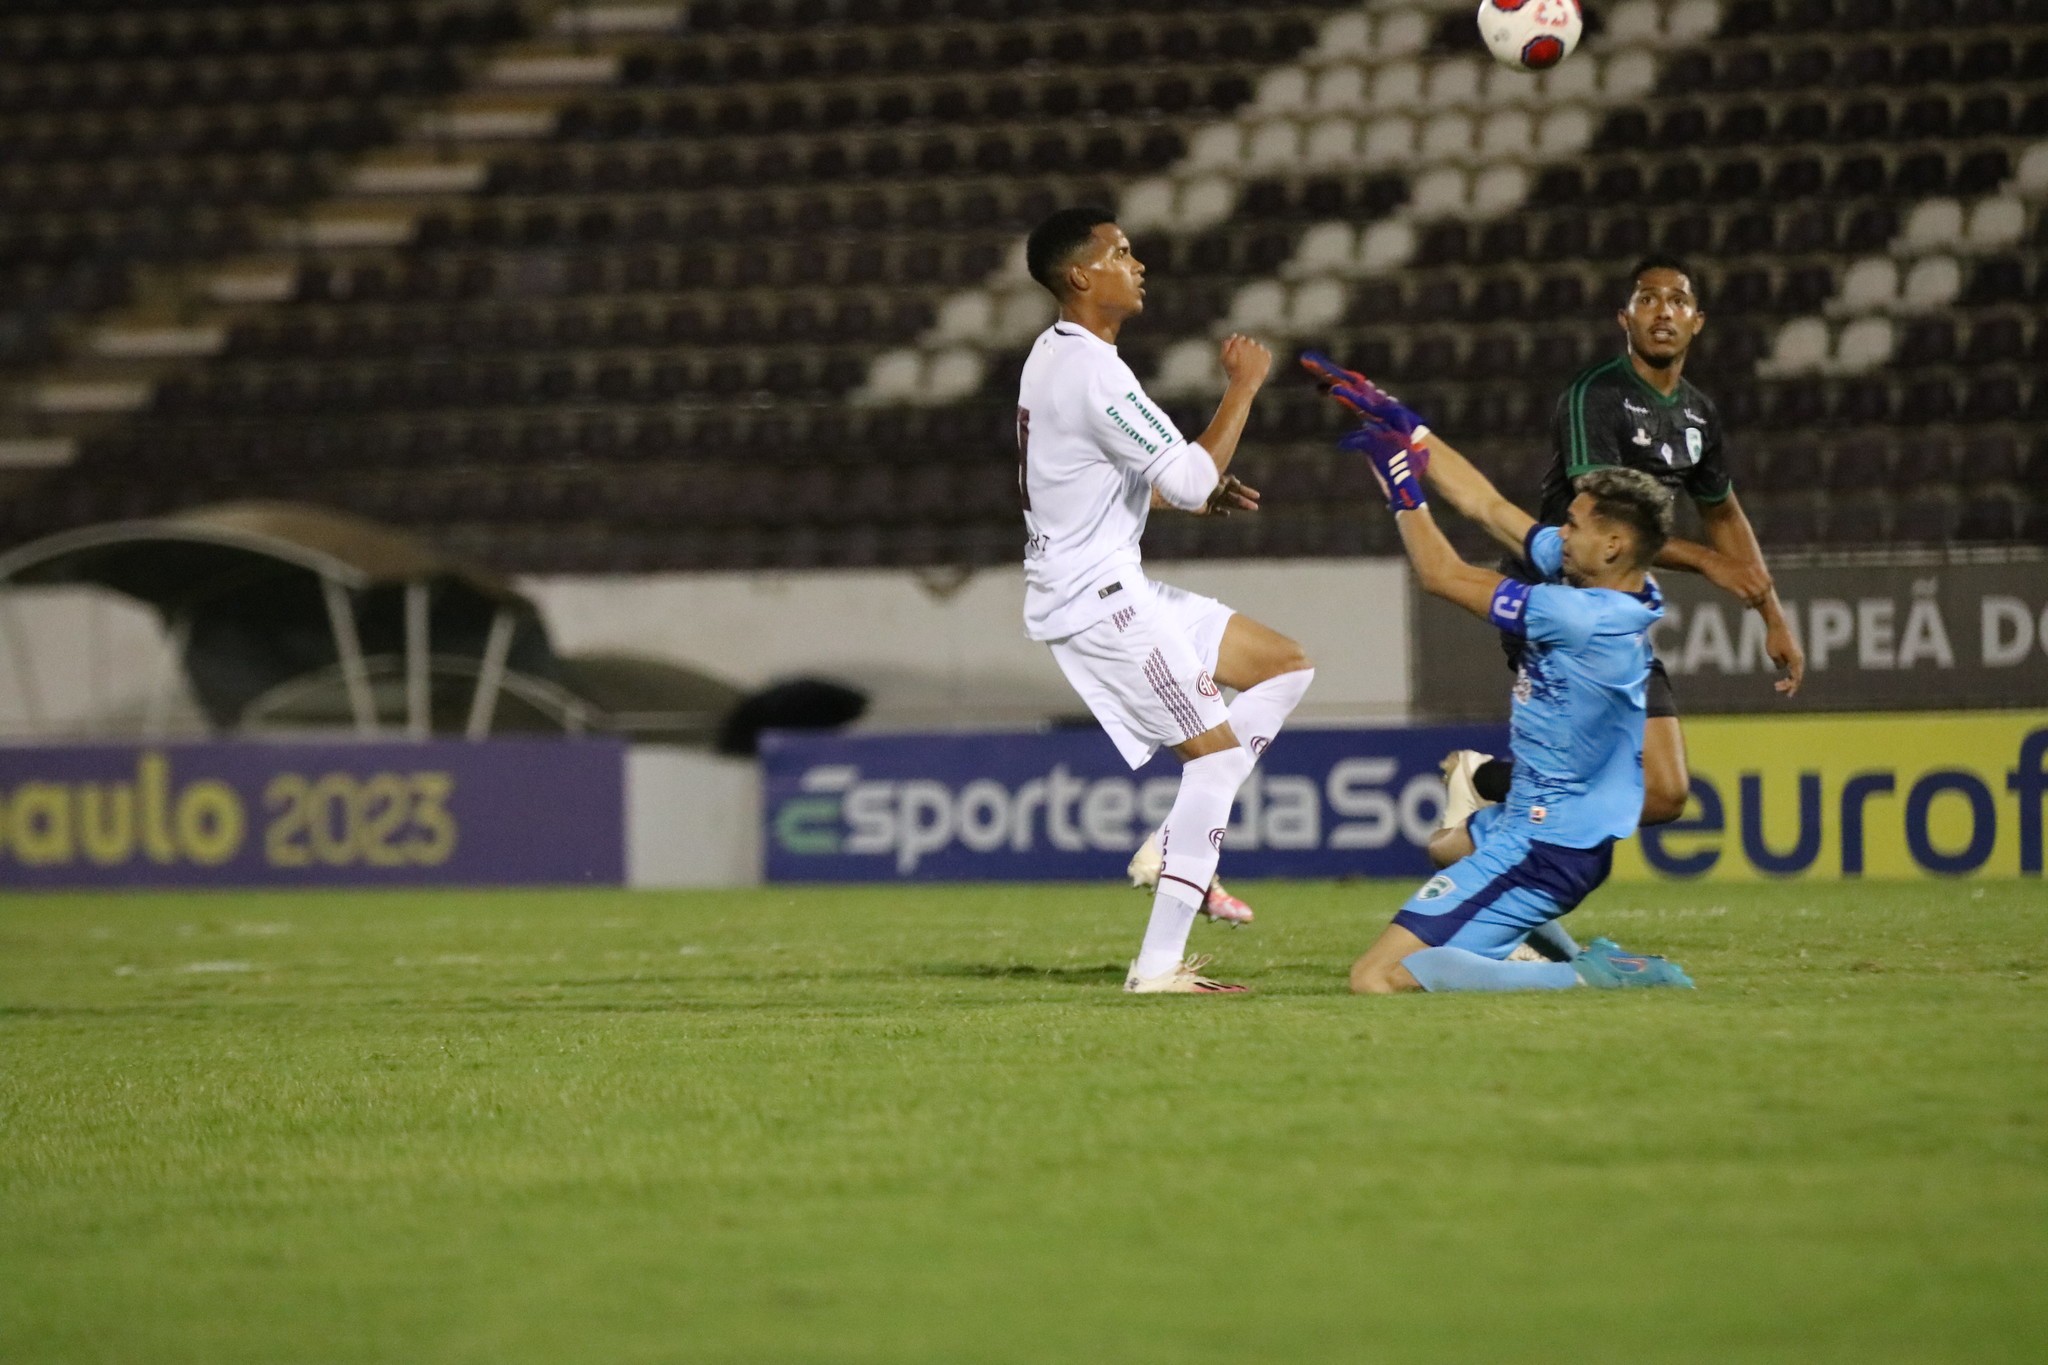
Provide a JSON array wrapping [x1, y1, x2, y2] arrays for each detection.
[[1225, 667, 1314, 759], [1136, 668, 1314, 875], [1135, 893, 1201, 981], [1134, 746, 1257, 978]]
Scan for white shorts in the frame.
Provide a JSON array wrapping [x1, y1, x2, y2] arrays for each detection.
[[1048, 579, 1235, 769]]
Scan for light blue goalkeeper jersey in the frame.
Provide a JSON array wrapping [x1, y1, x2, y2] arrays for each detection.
[[1483, 526, 1664, 849]]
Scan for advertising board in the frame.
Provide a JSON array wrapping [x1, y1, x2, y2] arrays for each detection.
[[0, 739, 627, 888], [761, 725, 1507, 883], [1414, 557, 2048, 718], [766, 712, 2046, 885], [1613, 710, 2048, 881]]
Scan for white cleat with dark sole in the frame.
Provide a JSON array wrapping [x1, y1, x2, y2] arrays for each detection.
[[1123, 954, 1251, 994], [1126, 832, 1255, 926]]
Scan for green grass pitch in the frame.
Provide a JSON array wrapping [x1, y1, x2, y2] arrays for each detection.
[[3, 879, 2044, 1364]]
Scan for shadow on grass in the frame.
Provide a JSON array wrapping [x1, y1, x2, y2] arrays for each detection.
[[919, 962, 1127, 982]]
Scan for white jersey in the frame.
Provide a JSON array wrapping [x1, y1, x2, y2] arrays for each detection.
[[1016, 322, 1212, 641]]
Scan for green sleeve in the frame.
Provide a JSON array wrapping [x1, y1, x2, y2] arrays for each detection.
[[1558, 367, 1626, 477]]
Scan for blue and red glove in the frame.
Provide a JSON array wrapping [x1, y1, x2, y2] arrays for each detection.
[[1338, 417, 1431, 512], [1299, 351, 1430, 442]]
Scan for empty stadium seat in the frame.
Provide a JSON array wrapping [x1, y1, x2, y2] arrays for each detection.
[[1824, 493, 1890, 545], [7, 0, 2043, 571]]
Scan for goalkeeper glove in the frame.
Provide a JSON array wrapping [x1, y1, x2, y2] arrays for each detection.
[[1299, 351, 1430, 442], [1338, 418, 1431, 512]]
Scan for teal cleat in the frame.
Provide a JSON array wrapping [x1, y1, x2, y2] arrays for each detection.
[[1572, 937, 1696, 990]]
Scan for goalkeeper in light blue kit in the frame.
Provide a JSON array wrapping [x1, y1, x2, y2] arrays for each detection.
[[1302, 353, 1696, 994]]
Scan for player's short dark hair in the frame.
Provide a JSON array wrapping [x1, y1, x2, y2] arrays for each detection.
[[1027, 206, 1116, 296], [1626, 254, 1702, 306], [1574, 467, 1674, 567]]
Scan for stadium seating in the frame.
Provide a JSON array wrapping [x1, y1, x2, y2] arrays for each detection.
[[0, 0, 2042, 568], [0, 3, 517, 373]]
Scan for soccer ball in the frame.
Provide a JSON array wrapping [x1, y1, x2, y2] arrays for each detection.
[[1476, 0, 1583, 72]]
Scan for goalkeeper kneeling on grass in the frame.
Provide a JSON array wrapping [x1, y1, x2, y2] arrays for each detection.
[[1305, 353, 1695, 994]]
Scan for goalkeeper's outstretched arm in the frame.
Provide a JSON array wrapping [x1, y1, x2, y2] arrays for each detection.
[[1337, 408, 1510, 622], [1395, 505, 1509, 623], [1415, 432, 1537, 557], [1295, 352, 1535, 556]]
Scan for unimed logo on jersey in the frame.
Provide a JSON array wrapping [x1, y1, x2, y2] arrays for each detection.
[[761, 727, 1509, 881], [1103, 403, 1159, 455], [1123, 392, 1175, 444]]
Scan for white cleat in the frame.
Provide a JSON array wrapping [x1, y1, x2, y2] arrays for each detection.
[[1126, 831, 1254, 925], [1123, 953, 1251, 994], [1507, 943, 1549, 964], [1438, 749, 1497, 833], [1126, 830, 1165, 889]]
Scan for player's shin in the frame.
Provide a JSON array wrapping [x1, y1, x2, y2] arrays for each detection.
[[1225, 667, 1314, 760], [1401, 946, 1579, 992], [1135, 893, 1202, 982], [1133, 746, 1256, 977]]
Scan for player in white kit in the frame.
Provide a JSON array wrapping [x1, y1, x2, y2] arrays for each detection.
[[1018, 207, 1317, 994]]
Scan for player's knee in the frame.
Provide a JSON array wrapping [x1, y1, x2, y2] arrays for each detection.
[[1239, 637, 1312, 685], [1272, 642, 1314, 677], [1349, 957, 1403, 995]]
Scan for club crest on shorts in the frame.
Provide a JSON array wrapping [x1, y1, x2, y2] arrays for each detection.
[[1249, 735, 1269, 756], [1208, 828, 1226, 850], [1196, 671, 1220, 698], [1417, 873, 1455, 902], [1530, 805, 1548, 824]]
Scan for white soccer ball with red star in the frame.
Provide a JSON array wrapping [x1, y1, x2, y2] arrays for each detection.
[[1476, 0, 1583, 72]]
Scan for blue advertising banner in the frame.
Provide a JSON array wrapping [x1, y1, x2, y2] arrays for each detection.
[[761, 725, 1509, 883], [0, 739, 626, 889]]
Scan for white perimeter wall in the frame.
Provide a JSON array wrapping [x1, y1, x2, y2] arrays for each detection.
[[1, 559, 1412, 736], [525, 558, 1411, 731], [627, 746, 761, 887], [0, 587, 206, 737]]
